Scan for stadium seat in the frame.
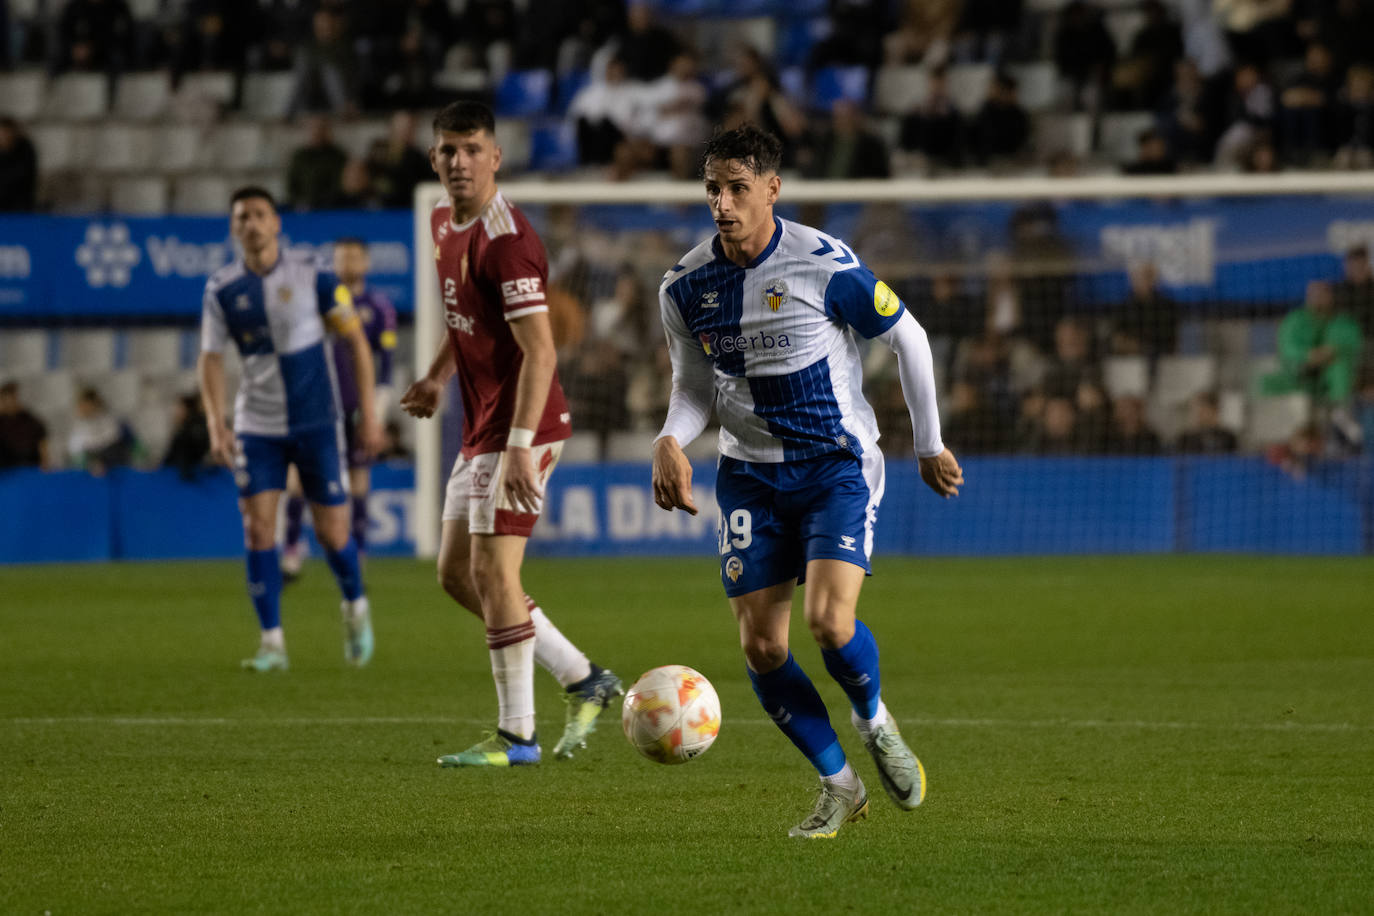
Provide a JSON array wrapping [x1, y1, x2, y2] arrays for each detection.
[[528, 121, 578, 172], [1103, 354, 1149, 398], [810, 66, 871, 111], [553, 70, 590, 116], [560, 431, 601, 464], [1099, 111, 1157, 162], [333, 119, 386, 159], [946, 63, 993, 114], [113, 72, 173, 121], [1244, 392, 1309, 448], [1104, 8, 1146, 54], [28, 124, 79, 172], [873, 65, 929, 116], [172, 175, 232, 214], [109, 175, 169, 214], [126, 328, 182, 374], [1218, 390, 1245, 432], [1248, 318, 1281, 354], [91, 369, 143, 416], [92, 124, 155, 173], [1153, 354, 1217, 406], [47, 73, 109, 121], [213, 123, 269, 171], [153, 125, 208, 172], [0, 329, 52, 375], [24, 369, 76, 419], [495, 69, 554, 118], [241, 72, 296, 120], [60, 329, 118, 373], [1033, 112, 1092, 157], [778, 66, 806, 102], [1010, 62, 1060, 112], [132, 402, 173, 462], [178, 72, 236, 110], [496, 117, 532, 173], [0, 70, 47, 120]]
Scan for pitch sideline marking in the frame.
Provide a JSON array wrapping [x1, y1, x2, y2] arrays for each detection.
[[3, 715, 1367, 733]]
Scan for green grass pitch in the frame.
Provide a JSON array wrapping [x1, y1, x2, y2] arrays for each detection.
[[3, 555, 1372, 914]]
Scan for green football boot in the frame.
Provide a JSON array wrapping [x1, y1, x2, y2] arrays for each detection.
[[788, 779, 869, 839], [552, 666, 624, 759], [858, 714, 926, 810], [437, 730, 541, 767], [241, 648, 289, 672]]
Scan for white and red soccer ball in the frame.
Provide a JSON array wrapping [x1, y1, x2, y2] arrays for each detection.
[[621, 665, 721, 764]]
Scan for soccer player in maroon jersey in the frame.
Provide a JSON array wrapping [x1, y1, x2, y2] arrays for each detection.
[[401, 101, 621, 766]]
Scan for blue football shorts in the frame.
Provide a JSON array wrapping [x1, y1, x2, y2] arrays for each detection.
[[235, 423, 349, 506], [714, 449, 886, 598]]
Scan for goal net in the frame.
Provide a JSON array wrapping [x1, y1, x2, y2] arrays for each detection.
[[413, 173, 1374, 558]]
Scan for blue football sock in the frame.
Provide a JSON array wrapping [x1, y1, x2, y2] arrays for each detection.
[[351, 495, 368, 552], [748, 652, 846, 778], [821, 619, 882, 720], [323, 538, 364, 601], [284, 495, 306, 548], [246, 548, 282, 630]]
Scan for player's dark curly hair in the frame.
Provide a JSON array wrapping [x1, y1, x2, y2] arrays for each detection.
[[433, 100, 496, 136], [700, 124, 783, 178]]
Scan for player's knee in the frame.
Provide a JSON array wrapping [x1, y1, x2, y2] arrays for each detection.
[[242, 516, 275, 551], [807, 614, 855, 650], [741, 636, 788, 673]]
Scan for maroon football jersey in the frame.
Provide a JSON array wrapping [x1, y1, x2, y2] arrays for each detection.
[[431, 191, 572, 457]]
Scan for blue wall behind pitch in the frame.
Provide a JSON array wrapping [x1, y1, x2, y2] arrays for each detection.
[[1, 457, 1368, 563]]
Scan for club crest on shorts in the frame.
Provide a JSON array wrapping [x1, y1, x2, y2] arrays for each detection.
[[762, 279, 789, 311], [725, 555, 744, 582]]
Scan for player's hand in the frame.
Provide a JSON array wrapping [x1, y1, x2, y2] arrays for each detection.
[[651, 436, 697, 515], [400, 377, 443, 419], [918, 447, 964, 498], [208, 425, 236, 468], [503, 446, 542, 514], [359, 416, 385, 459]]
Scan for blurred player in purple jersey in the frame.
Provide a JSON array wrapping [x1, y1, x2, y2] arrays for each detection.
[[282, 238, 398, 579]]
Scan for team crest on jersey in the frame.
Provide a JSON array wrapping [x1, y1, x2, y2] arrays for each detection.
[[278, 285, 292, 304], [234, 294, 251, 311], [699, 289, 720, 309], [874, 280, 899, 317], [725, 556, 743, 583], [762, 279, 789, 311]]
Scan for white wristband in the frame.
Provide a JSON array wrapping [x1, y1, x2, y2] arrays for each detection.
[[506, 427, 535, 449]]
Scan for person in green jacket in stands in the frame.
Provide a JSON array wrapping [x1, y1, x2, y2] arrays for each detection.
[[1263, 279, 1363, 404]]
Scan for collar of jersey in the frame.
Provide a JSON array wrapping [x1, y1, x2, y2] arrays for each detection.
[[449, 190, 503, 233], [712, 217, 783, 270]]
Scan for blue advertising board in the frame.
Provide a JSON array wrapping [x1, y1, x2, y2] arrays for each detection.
[[0, 211, 413, 320]]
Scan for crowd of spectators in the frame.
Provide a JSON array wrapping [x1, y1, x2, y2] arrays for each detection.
[[1, 0, 1373, 204]]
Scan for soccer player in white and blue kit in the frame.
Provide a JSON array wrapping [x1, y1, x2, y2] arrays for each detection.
[[199, 186, 384, 672], [652, 126, 964, 838]]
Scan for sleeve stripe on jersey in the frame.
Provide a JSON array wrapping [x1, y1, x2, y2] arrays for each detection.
[[504, 292, 546, 305], [505, 305, 548, 321]]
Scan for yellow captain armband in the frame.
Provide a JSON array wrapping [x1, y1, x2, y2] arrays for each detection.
[[380, 329, 398, 350]]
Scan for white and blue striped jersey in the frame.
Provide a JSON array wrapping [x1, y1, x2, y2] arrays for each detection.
[[659, 217, 906, 463], [200, 251, 356, 438]]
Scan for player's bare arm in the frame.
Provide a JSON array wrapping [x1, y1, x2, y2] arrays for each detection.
[[401, 337, 457, 419], [651, 436, 697, 515], [197, 350, 234, 467], [342, 322, 385, 457], [505, 311, 558, 514]]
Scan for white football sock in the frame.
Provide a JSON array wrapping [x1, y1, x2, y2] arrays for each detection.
[[490, 636, 536, 739], [822, 761, 861, 793], [528, 600, 592, 688], [851, 699, 890, 737], [342, 595, 370, 620], [261, 627, 285, 652]]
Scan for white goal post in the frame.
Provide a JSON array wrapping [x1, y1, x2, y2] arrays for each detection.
[[412, 171, 1374, 556]]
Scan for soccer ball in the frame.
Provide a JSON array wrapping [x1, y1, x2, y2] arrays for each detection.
[[621, 665, 721, 764]]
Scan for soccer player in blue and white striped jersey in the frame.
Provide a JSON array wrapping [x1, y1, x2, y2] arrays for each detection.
[[652, 126, 964, 838], [199, 186, 384, 672]]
